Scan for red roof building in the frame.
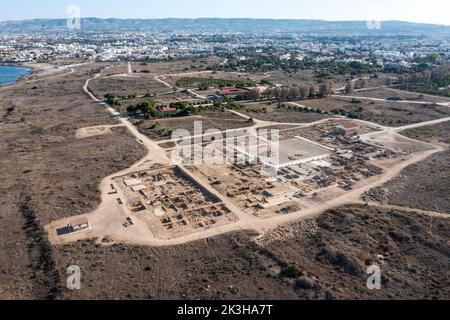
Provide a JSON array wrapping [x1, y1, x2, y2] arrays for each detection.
[[335, 122, 360, 136], [218, 87, 249, 97], [160, 106, 177, 113], [339, 122, 360, 130]]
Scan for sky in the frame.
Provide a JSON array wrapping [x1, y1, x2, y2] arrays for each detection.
[[1, 0, 449, 25]]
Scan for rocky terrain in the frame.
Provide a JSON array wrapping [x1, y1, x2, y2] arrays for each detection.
[[363, 122, 450, 214], [54, 205, 450, 300]]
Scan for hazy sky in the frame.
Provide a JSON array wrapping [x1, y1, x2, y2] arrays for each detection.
[[1, 0, 449, 25]]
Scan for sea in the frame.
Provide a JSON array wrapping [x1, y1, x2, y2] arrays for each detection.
[[0, 65, 31, 86]]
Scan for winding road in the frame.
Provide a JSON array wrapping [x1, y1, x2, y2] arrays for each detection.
[[45, 66, 450, 247]]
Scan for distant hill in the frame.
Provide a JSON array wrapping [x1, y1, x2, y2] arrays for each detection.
[[1, 18, 449, 35]]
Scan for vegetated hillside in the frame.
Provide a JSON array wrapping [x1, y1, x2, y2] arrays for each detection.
[[1, 18, 449, 35]]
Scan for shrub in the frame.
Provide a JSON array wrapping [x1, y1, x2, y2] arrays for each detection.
[[281, 263, 303, 278]]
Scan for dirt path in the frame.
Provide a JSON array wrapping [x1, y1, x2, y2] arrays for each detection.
[[154, 75, 174, 89], [332, 94, 450, 107], [46, 141, 444, 247], [361, 117, 450, 139], [385, 87, 450, 102], [45, 67, 449, 247], [228, 108, 347, 128], [353, 200, 450, 219]]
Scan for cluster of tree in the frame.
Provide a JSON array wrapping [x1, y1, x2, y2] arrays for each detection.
[[127, 100, 200, 119], [168, 101, 198, 117], [259, 79, 274, 86], [344, 78, 369, 93], [245, 88, 262, 100], [118, 94, 137, 100], [104, 93, 121, 107], [243, 106, 268, 113], [127, 100, 158, 119], [197, 104, 226, 113], [412, 53, 445, 65], [175, 77, 255, 90], [397, 64, 450, 96], [315, 61, 380, 79], [264, 84, 314, 101], [341, 61, 379, 75], [147, 121, 173, 137], [279, 103, 326, 115], [398, 64, 450, 85], [214, 53, 306, 73], [318, 81, 334, 97], [220, 100, 246, 110], [244, 81, 335, 102]]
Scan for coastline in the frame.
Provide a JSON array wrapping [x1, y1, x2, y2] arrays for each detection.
[[0, 64, 33, 87], [0, 62, 60, 89]]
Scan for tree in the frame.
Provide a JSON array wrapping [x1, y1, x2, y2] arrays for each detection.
[[248, 88, 262, 101], [171, 101, 189, 110], [299, 84, 310, 100], [319, 81, 333, 97], [104, 93, 120, 106], [127, 105, 137, 113], [410, 73, 421, 84], [104, 93, 114, 101], [138, 100, 157, 119], [345, 80, 355, 94], [360, 78, 369, 88], [422, 70, 432, 83], [309, 85, 316, 98], [266, 87, 273, 98], [398, 75, 410, 85], [273, 87, 282, 101], [288, 86, 300, 100]]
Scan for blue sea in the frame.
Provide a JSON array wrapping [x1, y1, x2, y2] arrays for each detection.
[[0, 65, 31, 86]]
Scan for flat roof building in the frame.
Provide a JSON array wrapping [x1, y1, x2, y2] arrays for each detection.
[[217, 87, 249, 98], [335, 122, 360, 136]]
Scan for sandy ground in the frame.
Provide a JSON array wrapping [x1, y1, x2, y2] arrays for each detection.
[[45, 69, 449, 247], [75, 124, 124, 139]]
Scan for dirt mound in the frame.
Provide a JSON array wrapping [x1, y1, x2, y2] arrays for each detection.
[[317, 246, 364, 276]]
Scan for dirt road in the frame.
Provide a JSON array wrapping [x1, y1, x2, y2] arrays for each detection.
[[45, 68, 448, 247], [333, 94, 450, 107]]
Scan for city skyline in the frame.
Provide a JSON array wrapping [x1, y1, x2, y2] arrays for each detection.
[[1, 0, 449, 25]]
